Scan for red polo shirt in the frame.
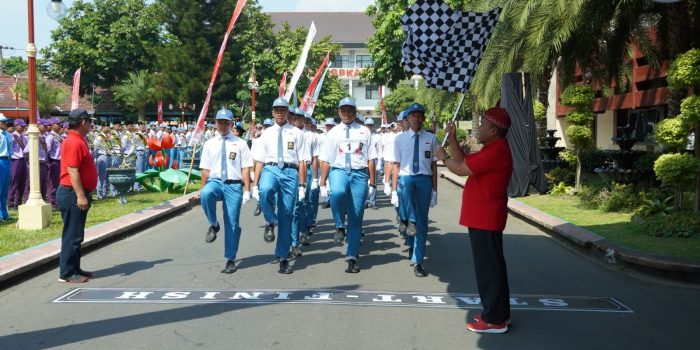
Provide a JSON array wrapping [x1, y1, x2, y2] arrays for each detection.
[[459, 138, 513, 232], [60, 130, 98, 191]]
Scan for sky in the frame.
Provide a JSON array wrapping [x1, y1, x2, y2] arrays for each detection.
[[0, 0, 375, 59]]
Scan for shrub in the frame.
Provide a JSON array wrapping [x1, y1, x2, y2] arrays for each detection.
[[566, 111, 595, 125], [654, 153, 698, 188], [546, 167, 575, 187], [566, 125, 593, 148], [595, 183, 642, 213], [548, 182, 571, 196], [577, 185, 603, 209], [655, 118, 688, 152], [581, 148, 613, 172], [534, 101, 546, 121], [644, 212, 700, 238], [560, 85, 595, 109], [631, 196, 674, 223], [667, 48, 700, 91], [633, 152, 662, 173], [680, 95, 700, 125], [559, 150, 577, 168]]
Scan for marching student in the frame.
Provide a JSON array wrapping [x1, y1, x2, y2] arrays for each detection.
[[9, 119, 28, 209], [319, 98, 377, 273], [251, 119, 274, 217], [391, 103, 438, 277], [304, 115, 321, 231], [0, 114, 12, 220], [252, 98, 309, 274], [46, 117, 64, 208], [319, 118, 335, 209], [289, 108, 315, 256], [193, 108, 252, 274], [364, 117, 380, 210], [93, 123, 113, 200]]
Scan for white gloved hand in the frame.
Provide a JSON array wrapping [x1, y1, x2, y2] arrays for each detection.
[[430, 191, 438, 208], [311, 178, 319, 191], [242, 191, 251, 205], [252, 186, 260, 201], [383, 182, 392, 196], [320, 186, 329, 201], [391, 191, 399, 207], [298, 187, 306, 201], [368, 186, 376, 199]]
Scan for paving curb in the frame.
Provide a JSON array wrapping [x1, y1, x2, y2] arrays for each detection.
[[439, 170, 700, 284], [0, 191, 200, 285]]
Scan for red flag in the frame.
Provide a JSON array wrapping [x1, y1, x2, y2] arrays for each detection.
[[70, 68, 81, 110], [279, 71, 287, 98], [157, 99, 163, 124], [300, 52, 331, 112], [194, 0, 248, 140], [379, 86, 387, 125]]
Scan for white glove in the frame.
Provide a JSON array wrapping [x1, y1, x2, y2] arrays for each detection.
[[252, 186, 260, 201], [391, 191, 399, 207], [320, 186, 329, 201], [242, 191, 251, 205], [311, 178, 319, 191], [383, 182, 391, 196], [298, 187, 306, 201], [430, 191, 437, 208], [368, 186, 376, 199]]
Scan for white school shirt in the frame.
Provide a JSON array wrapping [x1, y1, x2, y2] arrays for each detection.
[[320, 122, 377, 169], [393, 129, 438, 176], [368, 133, 381, 160], [381, 132, 397, 162], [199, 133, 253, 181], [303, 129, 320, 159], [251, 122, 310, 164]]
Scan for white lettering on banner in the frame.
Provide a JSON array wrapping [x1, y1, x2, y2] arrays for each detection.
[[115, 292, 154, 299], [201, 292, 221, 300], [329, 68, 365, 79], [304, 293, 333, 300], [510, 298, 529, 306], [372, 295, 402, 303], [454, 297, 481, 305], [274, 293, 291, 300], [412, 296, 446, 304], [162, 292, 191, 299], [229, 292, 263, 300], [539, 299, 569, 307]]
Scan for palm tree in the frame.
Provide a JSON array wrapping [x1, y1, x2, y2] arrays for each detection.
[[113, 70, 156, 121]]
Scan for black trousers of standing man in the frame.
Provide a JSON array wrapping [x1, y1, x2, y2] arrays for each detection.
[[468, 228, 510, 324], [57, 186, 92, 279]]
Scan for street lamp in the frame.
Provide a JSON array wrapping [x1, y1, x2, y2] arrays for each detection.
[[247, 64, 259, 129], [178, 102, 188, 124], [18, 0, 68, 230]]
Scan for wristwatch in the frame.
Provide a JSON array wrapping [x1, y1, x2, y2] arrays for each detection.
[[299, 183, 306, 187], [369, 184, 377, 188]]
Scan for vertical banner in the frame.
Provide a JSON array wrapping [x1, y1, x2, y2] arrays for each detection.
[[70, 68, 81, 110], [300, 51, 331, 112], [157, 99, 163, 124], [193, 0, 248, 140], [284, 22, 317, 101], [307, 64, 331, 116], [379, 86, 387, 125], [279, 71, 287, 98]]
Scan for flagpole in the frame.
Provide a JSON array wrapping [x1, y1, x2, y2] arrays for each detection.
[[441, 93, 467, 147]]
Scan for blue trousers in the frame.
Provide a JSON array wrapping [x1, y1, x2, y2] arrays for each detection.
[[169, 148, 180, 168], [134, 151, 146, 190], [395, 175, 409, 222], [109, 156, 122, 195], [307, 167, 319, 227], [201, 180, 244, 260], [259, 166, 299, 259], [401, 175, 432, 265], [57, 186, 92, 279], [96, 155, 111, 199], [292, 167, 313, 247], [329, 168, 369, 260], [0, 158, 10, 219]]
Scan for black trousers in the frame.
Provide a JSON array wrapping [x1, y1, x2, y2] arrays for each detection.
[[57, 186, 92, 279], [468, 227, 510, 324]]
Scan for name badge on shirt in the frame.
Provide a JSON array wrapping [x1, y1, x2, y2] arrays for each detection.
[[287, 142, 294, 150], [229, 152, 237, 160], [425, 151, 431, 159]]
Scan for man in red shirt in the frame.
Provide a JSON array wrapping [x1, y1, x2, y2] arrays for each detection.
[[435, 107, 513, 334], [57, 108, 98, 283]]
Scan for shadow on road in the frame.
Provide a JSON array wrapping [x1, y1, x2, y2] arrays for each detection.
[[92, 259, 173, 278]]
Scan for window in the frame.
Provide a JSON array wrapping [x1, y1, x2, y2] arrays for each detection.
[[618, 108, 662, 143], [366, 85, 379, 100], [337, 55, 351, 68], [356, 55, 373, 68]]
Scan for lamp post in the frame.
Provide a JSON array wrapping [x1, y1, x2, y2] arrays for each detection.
[[178, 102, 187, 124], [18, 0, 67, 230], [247, 64, 259, 133]]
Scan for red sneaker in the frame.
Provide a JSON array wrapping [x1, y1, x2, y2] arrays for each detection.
[[474, 313, 511, 325], [466, 319, 508, 334]]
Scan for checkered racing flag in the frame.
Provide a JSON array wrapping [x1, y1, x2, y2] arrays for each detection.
[[401, 0, 500, 93]]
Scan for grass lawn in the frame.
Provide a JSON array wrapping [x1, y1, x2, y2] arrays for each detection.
[[0, 184, 200, 258], [517, 194, 700, 261]]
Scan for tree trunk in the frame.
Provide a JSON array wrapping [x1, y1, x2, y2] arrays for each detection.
[[138, 107, 145, 122], [576, 147, 583, 190], [676, 185, 684, 211]]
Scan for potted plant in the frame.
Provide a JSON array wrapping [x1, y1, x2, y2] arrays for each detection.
[[105, 130, 138, 204]]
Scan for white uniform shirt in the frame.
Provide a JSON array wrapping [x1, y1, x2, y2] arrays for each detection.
[[199, 133, 253, 181], [382, 132, 397, 162], [252, 122, 310, 164], [186, 131, 195, 146], [320, 122, 377, 169], [303, 129, 320, 159], [393, 129, 438, 176], [121, 132, 134, 156], [368, 133, 381, 160]]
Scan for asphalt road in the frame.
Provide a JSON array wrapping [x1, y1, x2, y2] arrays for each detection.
[[0, 177, 698, 350]]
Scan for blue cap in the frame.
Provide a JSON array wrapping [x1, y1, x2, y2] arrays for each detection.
[[0, 114, 9, 122], [272, 97, 289, 108], [263, 118, 274, 126], [365, 117, 374, 125], [305, 112, 313, 120], [338, 97, 356, 108], [397, 111, 406, 121], [311, 118, 317, 126], [294, 107, 305, 116], [406, 103, 425, 115], [324, 118, 336, 126], [235, 122, 246, 133], [215, 108, 234, 121]]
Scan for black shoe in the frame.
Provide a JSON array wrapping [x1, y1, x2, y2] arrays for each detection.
[[406, 222, 416, 237], [365, 202, 370, 209], [264, 224, 275, 243], [345, 259, 360, 273], [58, 275, 89, 283], [301, 234, 310, 246], [371, 204, 379, 210], [408, 248, 413, 261], [414, 264, 427, 277], [278, 260, 293, 274], [321, 202, 330, 209], [205, 224, 220, 243], [399, 220, 407, 233], [253, 204, 262, 216], [291, 245, 303, 257], [306, 227, 314, 236], [77, 269, 94, 278], [221, 260, 237, 274], [334, 228, 346, 243]]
